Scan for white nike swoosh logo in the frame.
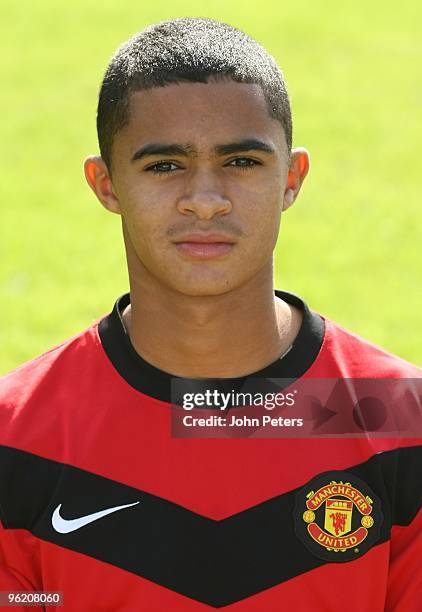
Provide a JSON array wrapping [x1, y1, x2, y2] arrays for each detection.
[[51, 501, 141, 533]]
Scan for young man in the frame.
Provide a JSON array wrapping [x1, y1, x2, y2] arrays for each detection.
[[0, 17, 421, 611]]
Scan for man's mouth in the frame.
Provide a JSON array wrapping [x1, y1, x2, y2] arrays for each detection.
[[173, 233, 237, 260]]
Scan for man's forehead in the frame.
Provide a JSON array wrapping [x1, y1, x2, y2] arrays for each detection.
[[122, 82, 285, 153], [127, 81, 273, 126], [129, 78, 266, 105]]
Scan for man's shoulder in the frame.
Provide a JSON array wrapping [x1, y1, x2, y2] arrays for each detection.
[[0, 317, 104, 407], [320, 314, 422, 377]]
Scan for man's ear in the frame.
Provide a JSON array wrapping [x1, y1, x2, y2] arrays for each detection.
[[83, 156, 121, 215], [282, 148, 310, 211]]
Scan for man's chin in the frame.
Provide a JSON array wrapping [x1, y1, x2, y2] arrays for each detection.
[[168, 279, 239, 298]]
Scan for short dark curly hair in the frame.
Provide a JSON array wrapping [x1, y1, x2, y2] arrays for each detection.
[[97, 17, 292, 173]]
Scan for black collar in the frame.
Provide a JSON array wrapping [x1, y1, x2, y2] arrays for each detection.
[[98, 290, 325, 404]]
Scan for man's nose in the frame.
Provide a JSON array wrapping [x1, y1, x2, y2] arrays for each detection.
[[176, 168, 232, 219]]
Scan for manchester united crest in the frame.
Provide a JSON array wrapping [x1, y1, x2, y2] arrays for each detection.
[[294, 471, 383, 562]]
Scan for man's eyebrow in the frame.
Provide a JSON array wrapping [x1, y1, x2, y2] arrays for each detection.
[[214, 139, 275, 156], [131, 143, 195, 162], [131, 139, 275, 162]]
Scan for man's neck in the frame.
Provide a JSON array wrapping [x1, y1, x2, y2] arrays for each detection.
[[121, 277, 303, 379]]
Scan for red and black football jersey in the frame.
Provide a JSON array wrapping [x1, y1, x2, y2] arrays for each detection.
[[0, 289, 421, 611]]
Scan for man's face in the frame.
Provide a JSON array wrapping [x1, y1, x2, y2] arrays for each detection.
[[89, 79, 307, 296]]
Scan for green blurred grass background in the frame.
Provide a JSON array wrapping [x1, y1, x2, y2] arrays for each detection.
[[1, 0, 421, 374]]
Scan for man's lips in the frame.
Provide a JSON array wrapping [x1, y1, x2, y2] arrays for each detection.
[[173, 233, 237, 259]]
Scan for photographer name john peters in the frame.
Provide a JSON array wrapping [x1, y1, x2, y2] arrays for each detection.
[[182, 415, 303, 427]]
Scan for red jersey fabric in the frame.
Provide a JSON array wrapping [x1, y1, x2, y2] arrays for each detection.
[[0, 289, 421, 611]]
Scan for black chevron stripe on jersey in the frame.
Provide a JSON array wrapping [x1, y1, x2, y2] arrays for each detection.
[[0, 444, 420, 607]]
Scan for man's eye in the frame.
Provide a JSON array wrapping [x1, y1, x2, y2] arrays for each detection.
[[145, 161, 179, 174], [226, 158, 261, 170]]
